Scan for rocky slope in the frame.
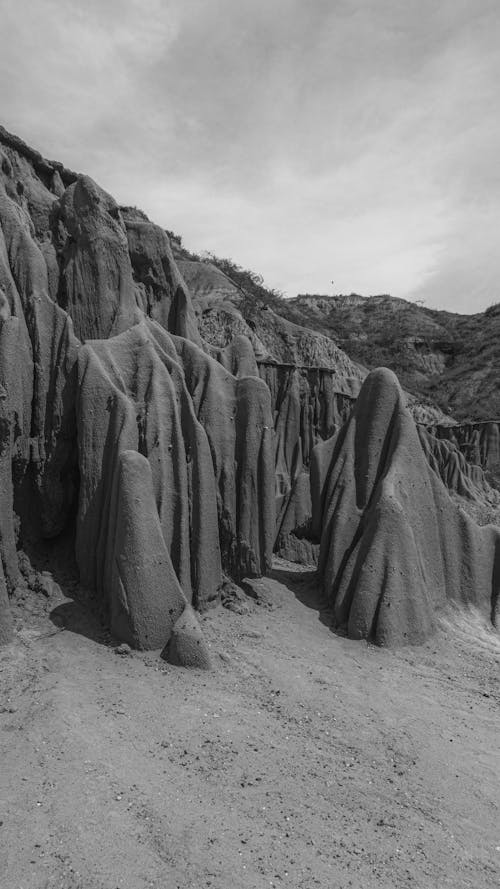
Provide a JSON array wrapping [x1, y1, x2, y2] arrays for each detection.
[[170, 248, 455, 426], [283, 292, 500, 422], [170, 248, 500, 550], [0, 124, 499, 652], [177, 256, 364, 396]]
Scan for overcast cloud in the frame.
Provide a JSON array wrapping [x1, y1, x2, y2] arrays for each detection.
[[1, 0, 499, 311]]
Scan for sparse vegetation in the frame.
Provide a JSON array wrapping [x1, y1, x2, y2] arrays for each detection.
[[169, 230, 500, 422], [484, 301, 500, 317], [171, 236, 286, 313]]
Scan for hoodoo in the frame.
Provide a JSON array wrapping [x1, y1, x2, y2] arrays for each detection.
[[311, 368, 500, 645]]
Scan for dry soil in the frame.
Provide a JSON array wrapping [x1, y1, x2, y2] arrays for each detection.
[[0, 560, 499, 889]]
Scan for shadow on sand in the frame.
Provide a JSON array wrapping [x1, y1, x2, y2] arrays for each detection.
[[49, 597, 110, 646], [270, 563, 334, 630]]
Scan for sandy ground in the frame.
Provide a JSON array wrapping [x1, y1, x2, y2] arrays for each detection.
[[0, 559, 499, 889]]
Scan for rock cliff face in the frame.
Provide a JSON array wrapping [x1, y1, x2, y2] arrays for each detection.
[[311, 369, 500, 645], [0, 126, 274, 655], [0, 125, 498, 652]]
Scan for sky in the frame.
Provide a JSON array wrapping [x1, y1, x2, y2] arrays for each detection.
[[1, 0, 499, 312]]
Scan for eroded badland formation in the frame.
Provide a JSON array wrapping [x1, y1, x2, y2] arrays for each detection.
[[0, 127, 499, 888]]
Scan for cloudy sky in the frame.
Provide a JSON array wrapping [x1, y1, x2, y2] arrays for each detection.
[[1, 0, 499, 312]]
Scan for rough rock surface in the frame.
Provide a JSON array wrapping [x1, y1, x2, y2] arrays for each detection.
[[0, 133, 79, 570], [0, 124, 498, 654], [259, 362, 476, 564], [418, 426, 500, 504], [170, 257, 463, 560], [0, 562, 13, 645], [124, 210, 202, 345], [426, 420, 500, 489], [55, 177, 141, 340], [177, 256, 365, 386], [0, 126, 274, 653], [173, 335, 275, 578], [260, 363, 354, 561], [161, 603, 212, 669], [311, 368, 500, 645], [76, 321, 223, 612], [177, 259, 272, 359]]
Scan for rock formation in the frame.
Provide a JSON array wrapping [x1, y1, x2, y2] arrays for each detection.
[[311, 369, 500, 645], [0, 126, 274, 657], [175, 252, 365, 388], [0, 124, 499, 654], [418, 426, 499, 504], [259, 363, 355, 562], [258, 361, 491, 565], [426, 420, 500, 489]]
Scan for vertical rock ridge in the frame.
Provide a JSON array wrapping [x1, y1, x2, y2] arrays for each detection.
[[311, 368, 500, 645]]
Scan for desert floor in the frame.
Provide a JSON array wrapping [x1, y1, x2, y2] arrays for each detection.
[[1, 559, 499, 889]]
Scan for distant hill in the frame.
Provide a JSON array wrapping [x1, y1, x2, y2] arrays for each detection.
[[274, 293, 500, 422], [169, 235, 499, 422]]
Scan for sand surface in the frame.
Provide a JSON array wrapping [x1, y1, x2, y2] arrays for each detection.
[[1, 560, 499, 889]]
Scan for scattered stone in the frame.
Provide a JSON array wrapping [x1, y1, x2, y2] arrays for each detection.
[[115, 643, 132, 656], [220, 578, 253, 614]]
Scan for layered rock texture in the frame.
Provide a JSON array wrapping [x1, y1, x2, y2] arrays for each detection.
[[311, 369, 500, 645], [0, 125, 498, 653]]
